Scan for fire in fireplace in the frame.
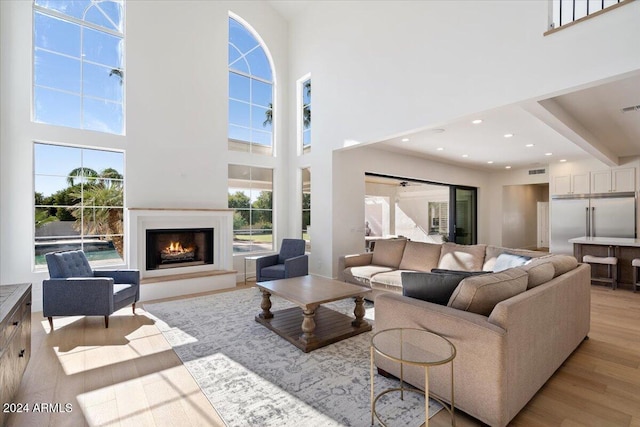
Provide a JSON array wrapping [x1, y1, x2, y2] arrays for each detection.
[[146, 228, 214, 271]]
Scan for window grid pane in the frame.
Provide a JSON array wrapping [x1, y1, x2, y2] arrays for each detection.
[[228, 165, 273, 253], [228, 18, 274, 156], [34, 142, 125, 267], [33, 2, 124, 135]]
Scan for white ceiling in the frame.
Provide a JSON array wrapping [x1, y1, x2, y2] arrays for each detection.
[[266, 2, 640, 172], [376, 73, 640, 171]]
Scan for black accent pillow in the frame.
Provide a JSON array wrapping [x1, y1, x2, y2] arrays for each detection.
[[401, 270, 488, 305]]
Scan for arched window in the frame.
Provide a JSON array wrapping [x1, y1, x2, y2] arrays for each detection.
[[33, 0, 125, 135], [228, 16, 274, 155]]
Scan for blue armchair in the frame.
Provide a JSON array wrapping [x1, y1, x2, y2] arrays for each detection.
[[43, 250, 140, 330], [256, 238, 308, 282]]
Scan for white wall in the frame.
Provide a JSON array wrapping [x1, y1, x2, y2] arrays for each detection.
[[287, 0, 640, 277], [0, 0, 289, 310]]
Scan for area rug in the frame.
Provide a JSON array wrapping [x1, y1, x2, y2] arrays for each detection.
[[144, 287, 442, 426]]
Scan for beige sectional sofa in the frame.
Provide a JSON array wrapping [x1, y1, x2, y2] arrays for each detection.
[[338, 239, 591, 427]]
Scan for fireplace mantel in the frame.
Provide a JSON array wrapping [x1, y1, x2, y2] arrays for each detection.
[[126, 208, 235, 300]]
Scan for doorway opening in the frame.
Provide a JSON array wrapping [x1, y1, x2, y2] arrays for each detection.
[[364, 173, 477, 247]]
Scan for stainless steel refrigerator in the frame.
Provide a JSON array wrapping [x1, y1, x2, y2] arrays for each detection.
[[550, 192, 636, 255]]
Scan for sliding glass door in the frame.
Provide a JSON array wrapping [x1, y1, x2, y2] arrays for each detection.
[[450, 186, 477, 245], [364, 173, 477, 245]]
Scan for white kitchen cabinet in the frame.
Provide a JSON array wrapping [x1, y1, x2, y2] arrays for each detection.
[[551, 172, 590, 195], [590, 167, 635, 193]]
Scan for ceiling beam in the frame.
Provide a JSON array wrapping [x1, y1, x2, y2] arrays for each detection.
[[524, 99, 619, 167]]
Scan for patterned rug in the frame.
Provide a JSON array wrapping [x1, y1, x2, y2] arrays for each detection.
[[144, 287, 442, 426]]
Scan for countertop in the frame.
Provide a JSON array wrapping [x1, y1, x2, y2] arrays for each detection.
[[0, 283, 31, 323], [569, 236, 640, 247]]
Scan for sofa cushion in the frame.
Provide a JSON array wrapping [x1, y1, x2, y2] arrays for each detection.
[[370, 270, 406, 292], [519, 259, 555, 289], [398, 241, 442, 271], [447, 268, 528, 316], [371, 239, 407, 268], [483, 245, 547, 271], [492, 253, 532, 272], [344, 265, 395, 286], [401, 270, 488, 305], [537, 254, 579, 277], [438, 242, 487, 272]]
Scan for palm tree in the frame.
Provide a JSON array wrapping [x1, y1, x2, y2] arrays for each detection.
[[69, 168, 124, 258], [67, 167, 99, 186], [109, 68, 124, 85], [263, 103, 273, 127]]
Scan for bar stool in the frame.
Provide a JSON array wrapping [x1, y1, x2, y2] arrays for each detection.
[[631, 259, 640, 292], [583, 255, 618, 290]]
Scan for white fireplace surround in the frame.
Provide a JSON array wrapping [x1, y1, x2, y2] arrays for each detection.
[[127, 208, 234, 280]]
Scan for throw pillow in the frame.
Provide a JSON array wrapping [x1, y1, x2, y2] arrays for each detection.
[[447, 268, 528, 316], [401, 271, 470, 305], [437, 242, 487, 271], [492, 253, 532, 272]]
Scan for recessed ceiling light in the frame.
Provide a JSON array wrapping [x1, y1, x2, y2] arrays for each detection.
[[504, 133, 514, 138], [525, 144, 534, 147], [545, 152, 553, 156], [401, 138, 410, 142], [472, 119, 483, 124], [436, 147, 444, 151], [560, 159, 567, 163], [487, 161, 494, 164], [505, 166, 512, 169], [462, 154, 469, 158]]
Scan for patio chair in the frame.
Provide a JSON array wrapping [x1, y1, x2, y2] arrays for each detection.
[[256, 238, 308, 282], [43, 250, 140, 330]]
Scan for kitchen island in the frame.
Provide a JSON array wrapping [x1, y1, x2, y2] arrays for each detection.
[[570, 236, 640, 290]]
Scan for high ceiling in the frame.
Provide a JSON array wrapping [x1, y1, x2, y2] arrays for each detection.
[[376, 73, 640, 171], [267, 2, 640, 172]]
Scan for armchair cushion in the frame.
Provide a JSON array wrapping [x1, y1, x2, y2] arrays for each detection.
[[46, 251, 93, 278], [278, 239, 306, 264], [260, 264, 286, 280]]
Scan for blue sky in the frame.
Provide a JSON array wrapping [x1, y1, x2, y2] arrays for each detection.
[[33, 2, 124, 135], [35, 143, 124, 198]]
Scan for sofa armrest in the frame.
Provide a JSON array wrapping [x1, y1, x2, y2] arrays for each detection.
[[43, 277, 115, 317], [374, 292, 507, 425], [486, 263, 591, 422], [284, 254, 309, 278], [337, 252, 373, 280]]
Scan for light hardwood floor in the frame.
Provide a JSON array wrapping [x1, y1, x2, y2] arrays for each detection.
[[7, 285, 640, 427]]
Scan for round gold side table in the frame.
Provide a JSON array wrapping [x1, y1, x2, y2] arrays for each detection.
[[370, 328, 456, 426]]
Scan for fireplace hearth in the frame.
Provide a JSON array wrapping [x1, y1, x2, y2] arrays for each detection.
[[146, 228, 214, 271]]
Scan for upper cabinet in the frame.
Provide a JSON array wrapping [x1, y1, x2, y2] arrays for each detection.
[[551, 172, 590, 195], [591, 167, 635, 193]]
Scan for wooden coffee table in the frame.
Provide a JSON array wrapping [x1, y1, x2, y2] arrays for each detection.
[[255, 275, 372, 352]]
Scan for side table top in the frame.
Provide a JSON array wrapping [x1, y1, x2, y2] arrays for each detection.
[[372, 328, 456, 366]]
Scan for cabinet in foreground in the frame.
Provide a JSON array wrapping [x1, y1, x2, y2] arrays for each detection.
[[0, 283, 32, 427]]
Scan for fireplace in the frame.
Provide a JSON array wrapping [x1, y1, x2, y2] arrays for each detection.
[[146, 228, 214, 271]]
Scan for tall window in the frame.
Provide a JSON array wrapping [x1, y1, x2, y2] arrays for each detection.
[[299, 77, 311, 154], [228, 17, 274, 155], [34, 143, 125, 268], [33, 0, 125, 135], [301, 168, 311, 250], [228, 165, 273, 253]]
